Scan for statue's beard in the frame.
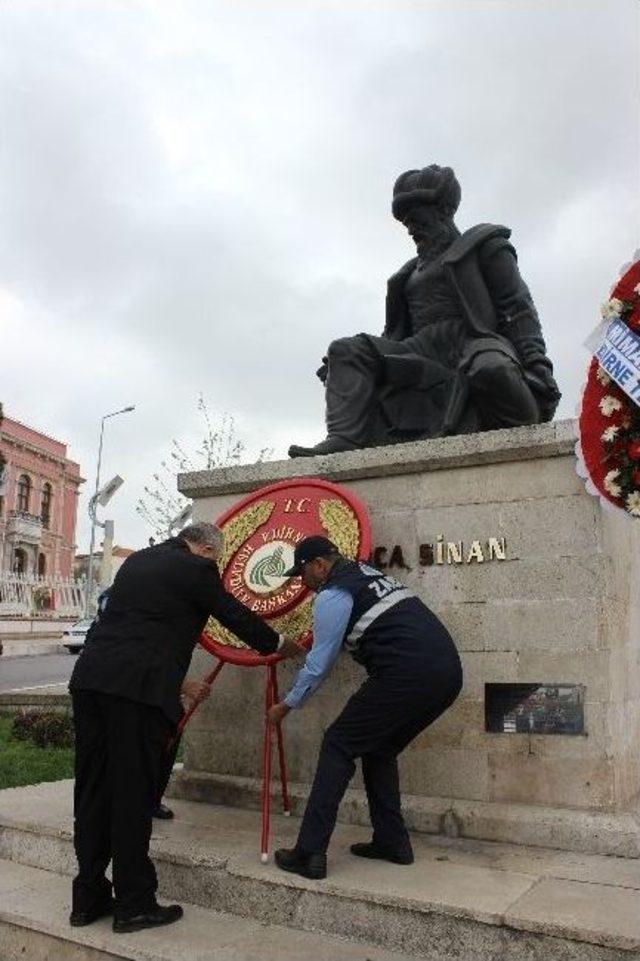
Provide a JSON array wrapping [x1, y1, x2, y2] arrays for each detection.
[[412, 216, 460, 262]]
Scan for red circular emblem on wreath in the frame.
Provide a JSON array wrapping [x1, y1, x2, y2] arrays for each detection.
[[199, 478, 371, 665], [577, 253, 640, 517]]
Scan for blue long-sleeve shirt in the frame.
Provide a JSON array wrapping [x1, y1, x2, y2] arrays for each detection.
[[283, 587, 354, 709]]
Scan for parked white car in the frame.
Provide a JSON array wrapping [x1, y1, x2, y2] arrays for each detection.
[[62, 618, 94, 654]]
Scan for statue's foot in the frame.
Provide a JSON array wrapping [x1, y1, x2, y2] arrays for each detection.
[[288, 436, 358, 458]]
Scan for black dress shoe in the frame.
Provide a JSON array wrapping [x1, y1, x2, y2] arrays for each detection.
[[69, 897, 115, 927], [288, 436, 358, 458], [152, 802, 174, 819], [113, 903, 183, 933], [350, 841, 414, 865], [274, 847, 327, 879]]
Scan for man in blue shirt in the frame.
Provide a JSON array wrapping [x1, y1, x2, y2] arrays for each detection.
[[268, 535, 462, 880]]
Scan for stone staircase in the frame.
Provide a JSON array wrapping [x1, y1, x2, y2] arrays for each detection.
[[1, 860, 417, 961], [0, 780, 639, 961]]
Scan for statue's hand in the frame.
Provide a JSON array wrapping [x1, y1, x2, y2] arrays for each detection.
[[316, 357, 329, 384], [525, 361, 561, 419], [527, 361, 560, 396]]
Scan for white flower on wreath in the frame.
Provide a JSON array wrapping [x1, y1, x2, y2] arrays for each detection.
[[601, 298, 625, 320], [604, 469, 622, 498], [634, 282, 640, 297], [626, 491, 640, 516], [601, 425, 619, 443], [596, 367, 612, 387], [599, 395, 623, 417]]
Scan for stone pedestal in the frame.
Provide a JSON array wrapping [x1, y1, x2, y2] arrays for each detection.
[[171, 420, 640, 857]]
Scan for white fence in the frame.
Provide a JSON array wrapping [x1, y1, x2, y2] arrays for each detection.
[[0, 572, 91, 619]]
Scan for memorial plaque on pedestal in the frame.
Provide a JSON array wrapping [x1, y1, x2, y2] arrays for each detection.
[[485, 683, 585, 735]]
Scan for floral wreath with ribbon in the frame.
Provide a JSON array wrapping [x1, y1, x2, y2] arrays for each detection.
[[576, 254, 640, 517]]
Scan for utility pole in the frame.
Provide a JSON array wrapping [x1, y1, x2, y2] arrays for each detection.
[[84, 406, 134, 616]]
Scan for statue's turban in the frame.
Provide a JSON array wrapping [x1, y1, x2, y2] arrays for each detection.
[[392, 165, 461, 220]]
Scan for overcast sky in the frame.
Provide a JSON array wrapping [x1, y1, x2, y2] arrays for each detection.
[[1, 0, 638, 553]]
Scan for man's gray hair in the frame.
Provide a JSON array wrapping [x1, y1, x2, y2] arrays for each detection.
[[180, 522, 224, 555]]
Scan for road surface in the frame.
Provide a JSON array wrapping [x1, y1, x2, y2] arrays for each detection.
[[0, 652, 76, 693]]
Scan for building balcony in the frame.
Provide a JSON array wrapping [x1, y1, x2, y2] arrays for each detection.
[[6, 510, 43, 544]]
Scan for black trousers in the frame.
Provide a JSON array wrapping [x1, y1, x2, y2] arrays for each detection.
[[155, 738, 180, 806], [71, 690, 172, 917], [156, 716, 181, 805], [296, 669, 462, 855]]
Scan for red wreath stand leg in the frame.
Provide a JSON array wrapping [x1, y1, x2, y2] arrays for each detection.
[[169, 660, 291, 862]]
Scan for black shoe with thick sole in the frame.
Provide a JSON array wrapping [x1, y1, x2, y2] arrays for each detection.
[[288, 436, 358, 458], [274, 847, 327, 880], [152, 803, 175, 820], [113, 903, 183, 933], [69, 897, 115, 927], [350, 841, 414, 865]]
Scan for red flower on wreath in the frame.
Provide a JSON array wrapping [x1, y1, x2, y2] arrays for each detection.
[[627, 439, 640, 461], [577, 256, 640, 517]]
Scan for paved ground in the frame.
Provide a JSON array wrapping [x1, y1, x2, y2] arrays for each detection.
[[0, 652, 76, 693], [1, 779, 639, 958], [0, 860, 419, 961]]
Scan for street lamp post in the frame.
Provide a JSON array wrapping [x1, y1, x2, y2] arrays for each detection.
[[84, 406, 135, 616]]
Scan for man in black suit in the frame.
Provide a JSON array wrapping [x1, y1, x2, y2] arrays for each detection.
[[69, 522, 300, 933], [83, 587, 178, 822]]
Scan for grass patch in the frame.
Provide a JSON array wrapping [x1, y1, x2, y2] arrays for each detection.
[[0, 715, 74, 790], [0, 713, 184, 791]]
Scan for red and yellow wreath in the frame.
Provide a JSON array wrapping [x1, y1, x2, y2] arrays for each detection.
[[576, 255, 640, 517]]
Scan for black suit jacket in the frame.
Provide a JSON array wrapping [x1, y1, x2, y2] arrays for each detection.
[[70, 537, 279, 722]]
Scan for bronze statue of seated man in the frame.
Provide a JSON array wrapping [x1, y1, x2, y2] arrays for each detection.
[[289, 164, 560, 458]]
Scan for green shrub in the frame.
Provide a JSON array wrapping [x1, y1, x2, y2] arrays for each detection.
[[11, 711, 39, 741], [11, 711, 75, 749], [0, 716, 74, 789]]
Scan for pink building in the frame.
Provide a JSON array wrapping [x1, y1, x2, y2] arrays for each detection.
[[0, 414, 84, 577]]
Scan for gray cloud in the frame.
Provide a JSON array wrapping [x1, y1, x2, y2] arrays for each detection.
[[1, 0, 638, 550]]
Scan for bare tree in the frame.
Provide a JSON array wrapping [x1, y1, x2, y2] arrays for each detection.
[[136, 396, 272, 539]]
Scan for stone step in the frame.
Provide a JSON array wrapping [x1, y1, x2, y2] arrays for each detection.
[[0, 859, 417, 961], [168, 766, 640, 859], [1, 780, 639, 960]]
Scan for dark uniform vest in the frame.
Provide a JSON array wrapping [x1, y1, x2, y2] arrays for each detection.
[[322, 559, 461, 680]]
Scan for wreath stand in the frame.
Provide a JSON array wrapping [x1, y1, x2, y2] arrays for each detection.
[[169, 633, 311, 862], [166, 478, 371, 861]]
